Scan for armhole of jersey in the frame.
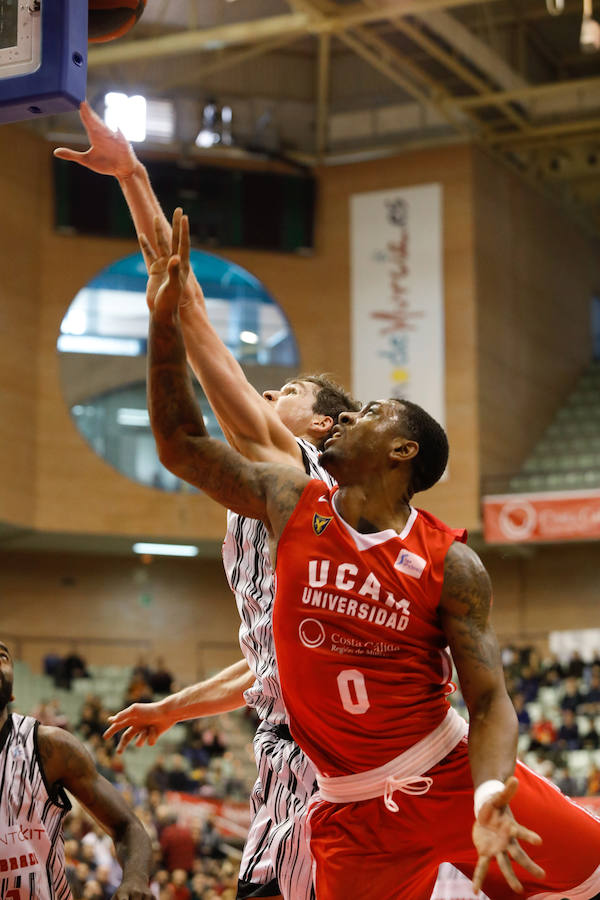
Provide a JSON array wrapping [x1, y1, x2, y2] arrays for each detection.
[[276, 479, 324, 562], [33, 722, 73, 813]]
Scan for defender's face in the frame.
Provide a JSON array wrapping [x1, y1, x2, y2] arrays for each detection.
[[0, 642, 14, 711], [262, 380, 320, 436], [321, 399, 405, 470]]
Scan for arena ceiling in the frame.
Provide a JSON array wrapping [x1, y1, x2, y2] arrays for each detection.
[[34, 0, 600, 234]]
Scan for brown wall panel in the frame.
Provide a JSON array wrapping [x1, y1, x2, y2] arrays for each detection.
[[0, 126, 45, 526], [474, 150, 600, 482], [0, 551, 240, 684]]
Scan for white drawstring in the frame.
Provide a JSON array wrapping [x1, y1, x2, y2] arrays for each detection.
[[383, 774, 433, 812]]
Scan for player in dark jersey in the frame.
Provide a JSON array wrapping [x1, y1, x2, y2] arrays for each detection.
[[142, 218, 600, 900], [0, 641, 152, 900]]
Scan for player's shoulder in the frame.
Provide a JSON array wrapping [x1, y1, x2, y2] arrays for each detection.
[[414, 507, 467, 544]]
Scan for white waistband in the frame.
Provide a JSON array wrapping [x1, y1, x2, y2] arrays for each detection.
[[316, 707, 468, 811]]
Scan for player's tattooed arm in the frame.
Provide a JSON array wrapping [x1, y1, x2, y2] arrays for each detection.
[[147, 213, 309, 536], [439, 541, 517, 785], [37, 726, 153, 897]]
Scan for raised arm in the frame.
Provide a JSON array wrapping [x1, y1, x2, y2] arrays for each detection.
[[54, 103, 302, 467], [38, 726, 152, 900], [147, 212, 308, 541], [103, 658, 255, 753], [440, 542, 544, 894]]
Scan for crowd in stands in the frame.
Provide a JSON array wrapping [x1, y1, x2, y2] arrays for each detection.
[[452, 645, 600, 796], [21, 643, 600, 896]]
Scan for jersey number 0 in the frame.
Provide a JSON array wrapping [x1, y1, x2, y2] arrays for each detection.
[[337, 669, 370, 715]]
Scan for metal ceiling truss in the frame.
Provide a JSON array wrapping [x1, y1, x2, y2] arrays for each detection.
[[85, 0, 600, 234]]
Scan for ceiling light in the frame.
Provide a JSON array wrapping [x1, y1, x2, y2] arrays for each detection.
[[240, 330, 259, 344], [132, 543, 199, 557], [117, 408, 150, 427], [104, 92, 147, 142]]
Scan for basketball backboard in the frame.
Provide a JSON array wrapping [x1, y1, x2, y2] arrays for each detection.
[[0, 0, 87, 123]]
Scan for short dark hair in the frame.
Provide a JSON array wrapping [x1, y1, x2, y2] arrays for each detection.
[[395, 399, 448, 495], [297, 374, 361, 449]]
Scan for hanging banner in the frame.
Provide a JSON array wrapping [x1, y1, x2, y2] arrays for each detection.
[[483, 490, 600, 543], [350, 183, 445, 426]]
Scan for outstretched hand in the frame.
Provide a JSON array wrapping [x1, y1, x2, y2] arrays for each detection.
[[53, 101, 138, 179], [472, 777, 545, 894], [141, 208, 190, 321], [104, 701, 173, 754]]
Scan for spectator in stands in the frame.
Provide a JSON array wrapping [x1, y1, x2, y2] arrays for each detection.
[[125, 670, 154, 705], [581, 673, 600, 715], [169, 869, 192, 900], [159, 813, 196, 875], [528, 713, 558, 752], [587, 763, 600, 796], [515, 661, 540, 702], [582, 717, 600, 749], [166, 753, 197, 793], [56, 647, 90, 688], [146, 754, 171, 792], [557, 708, 582, 750], [554, 765, 582, 798], [31, 697, 69, 728], [541, 651, 564, 686], [78, 698, 106, 739], [512, 691, 531, 733], [566, 649, 586, 679], [560, 675, 586, 712], [149, 657, 175, 695]]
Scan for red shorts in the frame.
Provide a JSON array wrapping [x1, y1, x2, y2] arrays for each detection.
[[306, 738, 600, 900]]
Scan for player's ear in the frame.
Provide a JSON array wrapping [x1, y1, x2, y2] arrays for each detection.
[[389, 440, 419, 464], [311, 414, 333, 438]]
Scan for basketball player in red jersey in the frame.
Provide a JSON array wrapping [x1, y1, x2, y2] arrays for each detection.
[[0, 642, 152, 900], [144, 214, 600, 900]]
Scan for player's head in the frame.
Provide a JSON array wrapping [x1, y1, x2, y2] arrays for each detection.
[[320, 397, 448, 496], [0, 642, 14, 713], [263, 374, 360, 447]]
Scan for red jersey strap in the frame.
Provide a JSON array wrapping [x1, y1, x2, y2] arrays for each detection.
[[414, 506, 468, 544]]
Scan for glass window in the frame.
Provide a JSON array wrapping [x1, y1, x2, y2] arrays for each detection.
[[58, 249, 299, 491]]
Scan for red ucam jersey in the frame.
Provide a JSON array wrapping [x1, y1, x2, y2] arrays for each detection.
[[272, 480, 467, 777]]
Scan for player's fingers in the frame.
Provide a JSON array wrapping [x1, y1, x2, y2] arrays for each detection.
[[508, 840, 546, 879], [496, 850, 524, 893], [135, 730, 149, 747], [471, 854, 490, 894], [138, 233, 157, 269], [179, 215, 191, 277], [147, 725, 158, 745], [154, 215, 170, 257], [102, 720, 128, 740], [116, 726, 139, 754], [171, 207, 182, 255], [496, 775, 519, 806], [53, 148, 85, 161], [513, 823, 543, 846]]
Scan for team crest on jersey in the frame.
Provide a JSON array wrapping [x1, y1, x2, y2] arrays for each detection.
[[313, 513, 332, 535]]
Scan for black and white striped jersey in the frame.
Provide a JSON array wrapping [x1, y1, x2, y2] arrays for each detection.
[[222, 439, 336, 724], [0, 714, 72, 900]]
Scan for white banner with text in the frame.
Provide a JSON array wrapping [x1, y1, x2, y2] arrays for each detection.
[[350, 183, 445, 425]]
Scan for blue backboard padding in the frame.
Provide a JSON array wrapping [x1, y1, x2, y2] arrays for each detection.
[[0, 0, 87, 124]]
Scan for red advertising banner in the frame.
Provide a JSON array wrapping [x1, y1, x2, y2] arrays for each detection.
[[483, 490, 600, 543]]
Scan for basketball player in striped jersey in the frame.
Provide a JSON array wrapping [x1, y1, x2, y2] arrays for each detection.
[[145, 223, 600, 900], [0, 641, 152, 900], [57, 108, 358, 899]]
